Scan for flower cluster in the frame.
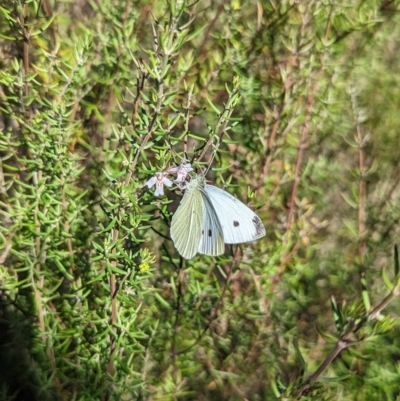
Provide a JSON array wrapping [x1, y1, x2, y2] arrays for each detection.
[[145, 161, 193, 196]]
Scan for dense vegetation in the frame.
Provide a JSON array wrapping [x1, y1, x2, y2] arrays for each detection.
[[1, 0, 400, 400]]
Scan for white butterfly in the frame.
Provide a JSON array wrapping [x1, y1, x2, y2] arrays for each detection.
[[171, 175, 266, 259]]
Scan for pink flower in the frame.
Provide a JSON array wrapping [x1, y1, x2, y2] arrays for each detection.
[[168, 162, 194, 183], [146, 172, 173, 196]]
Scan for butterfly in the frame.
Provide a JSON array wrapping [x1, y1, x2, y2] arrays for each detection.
[[170, 175, 266, 259]]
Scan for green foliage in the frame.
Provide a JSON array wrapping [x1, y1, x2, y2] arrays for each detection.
[[1, 0, 400, 400]]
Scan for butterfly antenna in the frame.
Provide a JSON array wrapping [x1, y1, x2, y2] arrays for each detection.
[[204, 147, 218, 176], [169, 145, 190, 167]]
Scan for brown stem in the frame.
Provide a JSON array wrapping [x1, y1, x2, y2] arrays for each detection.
[[177, 248, 242, 355], [286, 78, 318, 231], [261, 104, 284, 180], [22, 4, 29, 78], [107, 273, 117, 377], [357, 123, 367, 262], [183, 87, 194, 156], [197, 3, 225, 58], [296, 283, 400, 397], [106, 11, 179, 394], [32, 174, 65, 399], [126, 17, 174, 183], [172, 268, 184, 381], [130, 68, 148, 127], [297, 340, 348, 397], [20, 2, 33, 121], [38, 0, 57, 45]]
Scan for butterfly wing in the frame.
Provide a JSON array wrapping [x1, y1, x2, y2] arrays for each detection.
[[197, 191, 225, 257], [171, 189, 204, 259], [205, 185, 266, 244]]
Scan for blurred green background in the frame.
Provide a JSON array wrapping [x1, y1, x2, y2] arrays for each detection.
[[1, 0, 400, 400]]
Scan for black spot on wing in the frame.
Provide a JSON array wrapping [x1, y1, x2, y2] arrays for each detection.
[[233, 221, 239, 227], [208, 229, 212, 237], [252, 216, 265, 237]]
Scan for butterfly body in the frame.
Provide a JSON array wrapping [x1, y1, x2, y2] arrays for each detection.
[[171, 175, 266, 259]]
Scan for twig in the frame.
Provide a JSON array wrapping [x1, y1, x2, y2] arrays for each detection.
[[353, 96, 367, 262], [197, 3, 225, 58], [261, 103, 284, 180], [125, 16, 175, 183], [106, 10, 180, 393], [177, 248, 242, 355], [183, 85, 194, 156], [296, 283, 400, 397], [286, 78, 317, 231], [129, 57, 148, 126], [172, 267, 185, 381]]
